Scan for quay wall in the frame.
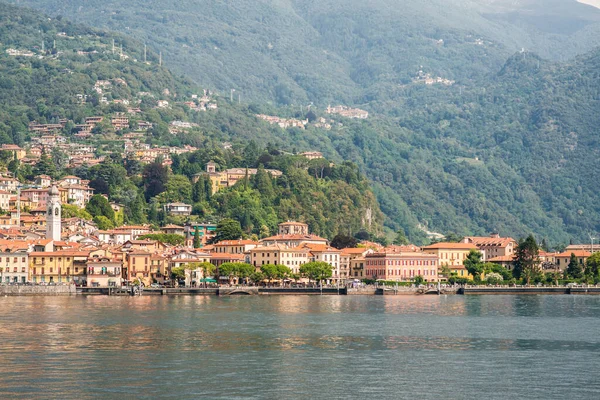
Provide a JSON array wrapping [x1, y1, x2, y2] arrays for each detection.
[[460, 287, 600, 295], [347, 288, 377, 295], [80, 287, 344, 296], [1, 285, 76, 296], [259, 287, 345, 295]]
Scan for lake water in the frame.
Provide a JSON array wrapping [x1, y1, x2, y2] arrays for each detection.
[[1, 295, 600, 399]]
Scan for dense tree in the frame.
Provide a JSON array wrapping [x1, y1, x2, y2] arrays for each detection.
[[193, 226, 201, 248], [171, 266, 187, 281], [87, 163, 128, 196], [260, 264, 280, 284], [299, 261, 333, 283], [93, 215, 114, 230], [586, 253, 600, 281], [464, 250, 484, 282], [444, 233, 463, 243], [218, 262, 254, 283], [209, 218, 243, 243], [331, 234, 358, 249], [142, 162, 168, 200], [566, 254, 584, 280], [62, 204, 93, 220], [127, 192, 147, 224], [197, 262, 216, 279], [138, 233, 185, 246], [86, 194, 115, 221], [513, 235, 541, 285], [393, 229, 409, 245], [160, 174, 192, 203], [33, 154, 57, 178], [192, 175, 212, 203]]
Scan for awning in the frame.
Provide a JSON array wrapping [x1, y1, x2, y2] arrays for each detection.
[[200, 278, 217, 283]]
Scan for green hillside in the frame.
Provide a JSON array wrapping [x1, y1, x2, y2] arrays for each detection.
[[0, 3, 384, 239], [2, 1, 600, 247], [9, 0, 600, 104]]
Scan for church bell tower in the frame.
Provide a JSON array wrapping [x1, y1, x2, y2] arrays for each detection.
[[46, 185, 61, 241]]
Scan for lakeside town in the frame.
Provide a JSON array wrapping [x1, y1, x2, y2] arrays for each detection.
[[0, 12, 598, 294], [0, 175, 595, 290]]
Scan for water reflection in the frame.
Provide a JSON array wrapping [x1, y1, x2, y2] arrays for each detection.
[[1, 295, 600, 399]]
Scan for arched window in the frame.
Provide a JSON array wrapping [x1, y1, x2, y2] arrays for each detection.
[[55, 207, 59, 216]]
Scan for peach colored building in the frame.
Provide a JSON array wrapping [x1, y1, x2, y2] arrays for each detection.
[[462, 233, 517, 261], [365, 251, 439, 282], [250, 244, 309, 274]]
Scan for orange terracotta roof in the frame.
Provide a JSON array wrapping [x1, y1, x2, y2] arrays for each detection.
[[340, 248, 370, 255], [367, 251, 437, 258], [210, 253, 245, 259], [488, 255, 516, 262], [30, 251, 90, 257], [214, 240, 258, 246], [556, 250, 592, 257], [422, 242, 478, 250], [302, 243, 340, 252], [261, 234, 328, 242], [464, 237, 516, 247]]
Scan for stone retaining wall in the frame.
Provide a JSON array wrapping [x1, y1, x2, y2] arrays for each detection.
[[0, 285, 76, 296]]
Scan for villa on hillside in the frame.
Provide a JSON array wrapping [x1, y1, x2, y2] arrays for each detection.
[[194, 161, 282, 194]]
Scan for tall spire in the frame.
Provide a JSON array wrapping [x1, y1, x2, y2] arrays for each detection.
[[46, 185, 61, 241]]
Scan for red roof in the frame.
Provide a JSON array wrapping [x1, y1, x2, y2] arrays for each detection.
[[556, 250, 592, 258], [422, 242, 477, 250]]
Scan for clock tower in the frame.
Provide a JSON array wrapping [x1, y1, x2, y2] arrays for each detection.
[[46, 185, 61, 241]]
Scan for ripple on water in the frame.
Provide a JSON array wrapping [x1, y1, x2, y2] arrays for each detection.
[[1, 295, 600, 399]]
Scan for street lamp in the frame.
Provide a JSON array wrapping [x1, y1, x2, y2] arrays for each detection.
[[590, 234, 597, 254]]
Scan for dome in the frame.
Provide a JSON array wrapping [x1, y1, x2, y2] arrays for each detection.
[[48, 185, 59, 196]]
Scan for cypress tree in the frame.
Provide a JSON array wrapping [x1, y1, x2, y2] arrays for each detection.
[[193, 226, 201, 248]]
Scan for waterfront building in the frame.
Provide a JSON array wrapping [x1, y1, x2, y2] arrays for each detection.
[[340, 248, 374, 281], [565, 244, 600, 253], [212, 239, 258, 254], [86, 256, 122, 287], [210, 252, 246, 267], [555, 250, 591, 271], [29, 250, 89, 284], [303, 243, 341, 281], [350, 256, 367, 279], [421, 242, 480, 280], [364, 251, 439, 282], [0, 249, 29, 284], [250, 244, 309, 274], [260, 232, 328, 248], [462, 233, 517, 261], [150, 254, 170, 284]]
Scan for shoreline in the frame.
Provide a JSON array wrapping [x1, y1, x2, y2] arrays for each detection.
[[3, 285, 600, 296]]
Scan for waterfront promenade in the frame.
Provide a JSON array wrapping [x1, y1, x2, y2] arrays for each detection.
[[4, 283, 600, 296]]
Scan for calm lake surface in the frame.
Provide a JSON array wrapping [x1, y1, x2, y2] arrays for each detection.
[[1, 295, 600, 399]]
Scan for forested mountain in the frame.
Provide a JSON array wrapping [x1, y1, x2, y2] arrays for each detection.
[[2, 1, 600, 246], [0, 3, 384, 239], [9, 0, 600, 104]]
